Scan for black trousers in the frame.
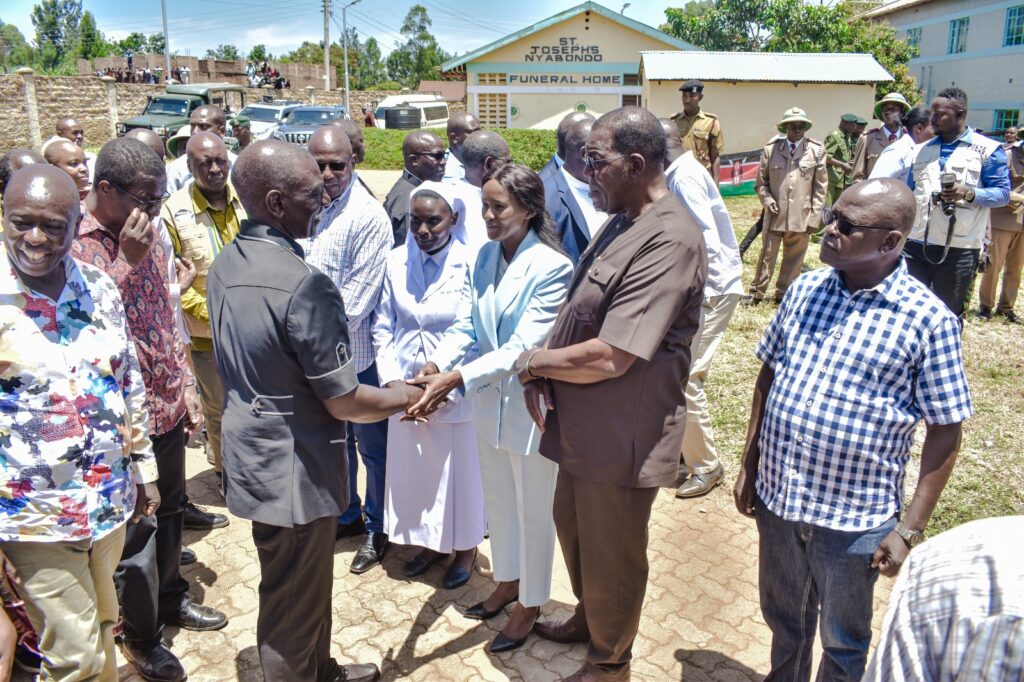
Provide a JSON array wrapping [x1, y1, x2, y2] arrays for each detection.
[[114, 418, 189, 647], [252, 516, 338, 682], [903, 240, 980, 319]]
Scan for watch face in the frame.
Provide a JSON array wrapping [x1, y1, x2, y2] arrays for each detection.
[[909, 532, 925, 547]]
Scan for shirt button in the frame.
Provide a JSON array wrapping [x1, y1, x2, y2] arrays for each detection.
[[805, 400, 812, 407], [834, 332, 841, 339], [796, 435, 803, 442]]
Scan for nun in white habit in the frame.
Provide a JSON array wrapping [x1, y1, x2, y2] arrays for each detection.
[[373, 181, 485, 589]]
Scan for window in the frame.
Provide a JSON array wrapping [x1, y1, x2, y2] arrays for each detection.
[[475, 73, 507, 127], [621, 94, 641, 107], [1006, 5, 1024, 46], [905, 27, 922, 57], [994, 109, 1020, 131], [622, 73, 640, 86], [948, 17, 969, 54]]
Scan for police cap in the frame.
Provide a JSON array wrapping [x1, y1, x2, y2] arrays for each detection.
[[678, 79, 704, 93]]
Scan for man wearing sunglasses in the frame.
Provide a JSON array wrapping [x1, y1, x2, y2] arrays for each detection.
[[383, 131, 446, 246], [735, 178, 971, 682], [162, 133, 246, 532], [301, 126, 393, 574], [73, 137, 228, 681]]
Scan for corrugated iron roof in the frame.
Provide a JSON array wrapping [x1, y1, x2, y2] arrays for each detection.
[[639, 51, 894, 83], [861, 0, 937, 19]]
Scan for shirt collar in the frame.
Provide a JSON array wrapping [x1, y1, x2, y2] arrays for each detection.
[[826, 257, 907, 304], [77, 210, 112, 238], [402, 169, 424, 187], [882, 125, 903, 139], [0, 244, 87, 304], [417, 235, 453, 267], [926, 127, 974, 148], [239, 220, 305, 259], [191, 182, 238, 213], [560, 165, 590, 193]]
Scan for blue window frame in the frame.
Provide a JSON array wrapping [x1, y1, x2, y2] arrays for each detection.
[[1006, 5, 1024, 46], [948, 17, 969, 54]]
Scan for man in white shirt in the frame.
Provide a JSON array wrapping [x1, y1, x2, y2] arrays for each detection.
[[539, 111, 595, 183], [869, 106, 933, 181], [442, 111, 480, 182], [454, 130, 511, 253], [543, 116, 608, 264], [661, 119, 743, 498]]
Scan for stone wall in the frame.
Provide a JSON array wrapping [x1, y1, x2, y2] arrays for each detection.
[[0, 72, 466, 152], [78, 54, 335, 90]]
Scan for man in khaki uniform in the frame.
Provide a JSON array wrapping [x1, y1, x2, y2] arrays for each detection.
[[748, 108, 827, 304], [979, 141, 1024, 322], [851, 92, 911, 181], [162, 133, 246, 514], [670, 79, 724, 179]]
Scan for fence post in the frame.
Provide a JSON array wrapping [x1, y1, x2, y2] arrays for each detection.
[[17, 68, 42, 150], [305, 85, 315, 105], [101, 76, 118, 141]]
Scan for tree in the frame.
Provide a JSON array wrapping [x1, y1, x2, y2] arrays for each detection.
[[662, 0, 918, 101], [75, 10, 109, 59], [248, 44, 270, 62], [354, 36, 386, 90], [205, 44, 240, 61], [145, 32, 164, 54], [385, 4, 451, 88], [0, 19, 34, 72], [30, 0, 82, 70], [117, 32, 145, 54]]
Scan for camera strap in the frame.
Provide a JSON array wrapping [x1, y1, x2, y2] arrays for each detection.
[[922, 201, 956, 265]]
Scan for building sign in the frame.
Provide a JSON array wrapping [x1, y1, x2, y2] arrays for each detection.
[[508, 74, 621, 85], [525, 37, 603, 62]]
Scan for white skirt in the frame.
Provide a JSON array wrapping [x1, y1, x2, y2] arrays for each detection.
[[383, 417, 485, 553]]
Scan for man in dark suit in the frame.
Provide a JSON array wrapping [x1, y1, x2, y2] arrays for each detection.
[[207, 140, 422, 682], [543, 116, 608, 265], [540, 111, 596, 183]]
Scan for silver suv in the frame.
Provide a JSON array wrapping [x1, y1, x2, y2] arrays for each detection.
[[272, 106, 348, 146], [235, 100, 305, 141]]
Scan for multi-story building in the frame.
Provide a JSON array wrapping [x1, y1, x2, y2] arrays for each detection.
[[864, 0, 1024, 132]]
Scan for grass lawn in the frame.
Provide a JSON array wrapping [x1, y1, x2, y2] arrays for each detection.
[[717, 195, 1024, 534]]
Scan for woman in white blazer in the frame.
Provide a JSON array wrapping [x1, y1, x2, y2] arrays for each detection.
[[373, 182, 485, 589], [409, 164, 573, 653]]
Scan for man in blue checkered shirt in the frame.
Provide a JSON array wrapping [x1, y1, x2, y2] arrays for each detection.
[[734, 178, 973, 681]]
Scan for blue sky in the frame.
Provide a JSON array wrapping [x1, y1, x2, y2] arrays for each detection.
[[2, 0, 673, 60]]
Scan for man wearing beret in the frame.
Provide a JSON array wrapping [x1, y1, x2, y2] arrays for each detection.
[[824, 114, 860, 207], [230, 116, 252, 150], [670, 80, 724, 180], [851, 92, 911, 181]]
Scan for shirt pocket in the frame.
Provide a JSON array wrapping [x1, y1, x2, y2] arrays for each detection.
[[174, 218, 213, 270]]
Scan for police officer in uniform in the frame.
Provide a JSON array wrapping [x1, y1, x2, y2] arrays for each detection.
[[824, 114, 860, 207], [671, 79, 724, 180], [851, 92, 910, 182], [206, 139, 423, 682]]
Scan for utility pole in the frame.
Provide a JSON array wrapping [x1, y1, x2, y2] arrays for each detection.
[[323, 0, 331, 91], [342, 0, 361, 116], [160, 0, 171, 83]]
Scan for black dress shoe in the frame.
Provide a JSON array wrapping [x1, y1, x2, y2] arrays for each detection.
[[330, 662, 381, 681], [463, 593, 518, 620], [182, 501, 229, 530], [121, 642, 187, 682], [488, 631, 527, 653], [1003, 310, 1021, 324], [350, 531, 388, 574], [442, 549, 476, 589], [336, 516, 367, 539], [180, 547, 197, 566], [403, 550, 448, 578], [534, 618, 591, 644], [163, 599, 228, 631], [979, 305, 993, 320]]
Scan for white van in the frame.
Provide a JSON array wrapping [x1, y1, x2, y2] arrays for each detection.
[[373, 94, 450, 129]]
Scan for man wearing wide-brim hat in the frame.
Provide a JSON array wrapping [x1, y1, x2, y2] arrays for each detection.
[[746, 107, 827, 304], [851, 92, 911, 181], [670, 79, 724, 178]]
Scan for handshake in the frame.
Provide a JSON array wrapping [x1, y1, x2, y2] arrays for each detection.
[[388, 362, 461, 422]]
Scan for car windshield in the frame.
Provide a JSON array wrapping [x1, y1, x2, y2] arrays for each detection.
[[287, 110, 339, 125], [146, 98, 190, 116], [239, 106, 280, 123]]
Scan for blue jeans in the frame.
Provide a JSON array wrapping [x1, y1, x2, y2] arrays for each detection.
[[756, 500, 895, 682], [337, 363, 389, 534]]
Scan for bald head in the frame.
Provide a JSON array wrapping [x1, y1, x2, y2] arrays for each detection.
[[187, 132, 229, 195], [659, 118, 684, 165], [556, 111, 596, 158], [309, 126, 353, 157], [326, 119, 365, 164], [447, 111, 481, 157], [402, 131, 446, 181], [56, 117, 85, 146], [841, 178, 917, 234], [126, 128, 167, 161], [231, 139, 323, 238], [44, 139, 90, 194], [308, 126, 354, 200], [562, 118, 594, 183], [190, 106, 227, 137], [0, 148, 45, 194], [462, 130, 511, 188]]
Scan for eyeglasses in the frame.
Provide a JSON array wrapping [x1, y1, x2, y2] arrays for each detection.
[[821, 207, 893, 236], [109, 182, 169, 211], [316, 160, 350, 172], [583, 153, 628, 171], [407, 150, 444, 161]]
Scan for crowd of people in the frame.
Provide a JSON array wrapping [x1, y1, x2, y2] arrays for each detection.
[[0, 75, 1019, 682]]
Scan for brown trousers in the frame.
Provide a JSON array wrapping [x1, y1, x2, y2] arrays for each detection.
[[750, 230, 811, 301], [553, 469, 659, 677], [979, 229, 1024, 312]]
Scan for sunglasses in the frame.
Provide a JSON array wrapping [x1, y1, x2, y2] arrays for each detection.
[[821, 207, 893, 236], [316, 160, 350, 172], [582, 153, 627, 171], [410, 151, 446, 161]]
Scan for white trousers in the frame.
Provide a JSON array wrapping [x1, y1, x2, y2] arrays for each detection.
[[681, 293, 740, 474], [476, 435, 558, 607]]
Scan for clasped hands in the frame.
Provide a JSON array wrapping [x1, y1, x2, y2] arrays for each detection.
[[395, 362, 458, 421]]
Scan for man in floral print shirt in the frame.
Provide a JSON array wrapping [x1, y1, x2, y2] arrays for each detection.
[[0, 165, 158, 681]]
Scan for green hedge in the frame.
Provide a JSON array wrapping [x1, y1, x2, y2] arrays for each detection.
[[361, 127, 556, 172]]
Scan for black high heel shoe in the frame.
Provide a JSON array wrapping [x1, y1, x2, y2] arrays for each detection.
[[463, 593, 519, 620]]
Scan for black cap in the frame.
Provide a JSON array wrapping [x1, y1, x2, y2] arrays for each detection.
[[678, 79, 704, 93]]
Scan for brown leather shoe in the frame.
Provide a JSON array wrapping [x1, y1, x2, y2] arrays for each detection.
[[562, 663, 631, 681], [534, 618, 590, 644]]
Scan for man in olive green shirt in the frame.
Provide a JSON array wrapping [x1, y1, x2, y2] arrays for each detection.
[[824, 114, 860, 207]]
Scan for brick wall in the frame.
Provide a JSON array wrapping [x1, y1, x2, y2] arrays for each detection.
[[78, 54, 335, 90]]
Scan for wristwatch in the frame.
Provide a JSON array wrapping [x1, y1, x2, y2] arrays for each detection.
[[965, 188, 976, 203], [894, 521, 926, 548]]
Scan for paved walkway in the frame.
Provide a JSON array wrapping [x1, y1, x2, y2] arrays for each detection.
[[104, 442, 892, 682]]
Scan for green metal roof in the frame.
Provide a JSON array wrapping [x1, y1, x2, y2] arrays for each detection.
[[441, 1, 694, 72]]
